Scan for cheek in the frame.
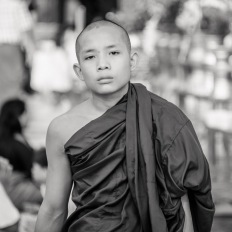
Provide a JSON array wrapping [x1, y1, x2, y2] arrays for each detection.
[[81, 67, 95, 80], [121, 57, 131, 69], [117, 60, 131, 75]]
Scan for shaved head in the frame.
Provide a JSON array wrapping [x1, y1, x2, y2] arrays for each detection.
[[75, 20, 131, 61]]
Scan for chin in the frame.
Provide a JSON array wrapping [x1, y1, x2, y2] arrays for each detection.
[[98, 85, 128, 96]]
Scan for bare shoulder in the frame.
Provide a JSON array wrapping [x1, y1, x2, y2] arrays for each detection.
[[47, 99, 93, 146]]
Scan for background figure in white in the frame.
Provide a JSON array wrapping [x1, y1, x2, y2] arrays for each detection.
[[31, 40, 72, 103], [0, 0, 35, 106]]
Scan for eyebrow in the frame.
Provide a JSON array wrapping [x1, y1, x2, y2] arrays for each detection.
[[81, 49, 96, 54], [81, 44, 121, 55], [106, 44, 120, 49]]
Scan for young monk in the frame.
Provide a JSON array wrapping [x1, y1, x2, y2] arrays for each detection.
[[35, 20, 215, 232]]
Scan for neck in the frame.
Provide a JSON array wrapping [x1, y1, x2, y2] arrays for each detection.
[[90, 84, 129, 113]]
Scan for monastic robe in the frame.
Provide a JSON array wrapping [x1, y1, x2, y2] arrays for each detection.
[[63, 83, 215, 232]]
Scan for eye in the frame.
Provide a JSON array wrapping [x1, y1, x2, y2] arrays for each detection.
[[110, 51, 120, 55], [85, 55, 95, 60]]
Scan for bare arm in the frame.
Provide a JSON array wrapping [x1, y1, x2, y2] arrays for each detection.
[[182, 194, 194, 232], [35, 120, 72, 232]]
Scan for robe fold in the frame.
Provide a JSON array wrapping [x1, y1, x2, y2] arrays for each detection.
[[63, 83, 215, 232]]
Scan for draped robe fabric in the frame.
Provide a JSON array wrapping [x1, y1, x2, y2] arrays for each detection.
[[63, 83, 215, 232]]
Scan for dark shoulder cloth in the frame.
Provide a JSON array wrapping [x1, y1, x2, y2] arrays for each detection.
[[127, 83, 215, 232]]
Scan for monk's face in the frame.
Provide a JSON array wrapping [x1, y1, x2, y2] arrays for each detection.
[[75, 25, 137, 96]]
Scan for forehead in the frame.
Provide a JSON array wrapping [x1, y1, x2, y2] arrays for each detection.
[[78, 25, 127, 52]]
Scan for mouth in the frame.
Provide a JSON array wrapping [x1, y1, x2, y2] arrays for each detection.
[[97, 77, 113, 83]]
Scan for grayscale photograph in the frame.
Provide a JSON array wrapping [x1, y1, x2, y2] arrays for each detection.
[[0, 0, 231, 231]]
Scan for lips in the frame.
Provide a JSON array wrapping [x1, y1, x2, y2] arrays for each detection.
[[97, 76, 113, 81], [97, 77, 113, 84]]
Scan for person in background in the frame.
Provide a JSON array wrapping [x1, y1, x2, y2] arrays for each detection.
[[21, 0, 38, 94], [0, 0, 35, 105], [0, 98, 43, 211], [0, 157, 20, 232], [35, 20, 214, 232], [0, 99, 33, 179]]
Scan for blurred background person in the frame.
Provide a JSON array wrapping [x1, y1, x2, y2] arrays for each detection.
[[30, 39, 72, 107], [21, 0, 38, 95], [0, 0, 35, 106], [0, 157, 20, 232], [0, 98, 43, 211]]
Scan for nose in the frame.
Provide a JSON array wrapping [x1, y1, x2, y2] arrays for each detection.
[[97, 54, 110, 71]]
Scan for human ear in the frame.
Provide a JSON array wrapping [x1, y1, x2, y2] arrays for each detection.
[[73, 63, 84, 81], [130, 52, 139, 71]]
